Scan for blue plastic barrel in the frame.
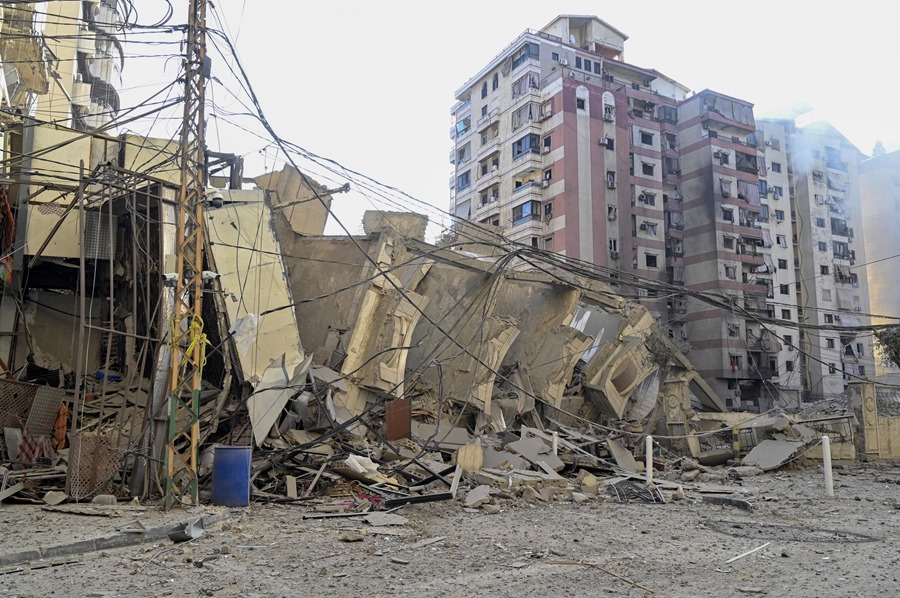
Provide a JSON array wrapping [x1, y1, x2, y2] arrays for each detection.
[[211, 446, 252, 506]]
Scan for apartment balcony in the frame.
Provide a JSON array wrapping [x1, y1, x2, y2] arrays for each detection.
[[701, 104, 756, 134], [476, 109, 500, 133], [747, 333, 782, 353], [511, 180, 544, 202], [736, 250, 765, 267], [747, 366, 774, 380], [476, 136, 501, 160], [739, 297, 770, 317]]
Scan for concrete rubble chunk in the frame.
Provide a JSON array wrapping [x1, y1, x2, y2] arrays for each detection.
[[741, 440, 805, 471], [464, 485, 493, 508]]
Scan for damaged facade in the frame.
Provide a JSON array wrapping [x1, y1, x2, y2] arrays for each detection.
[[450, 14, 875, 413], [0, 9, 897, 516]]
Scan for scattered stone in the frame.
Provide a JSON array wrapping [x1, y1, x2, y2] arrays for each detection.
[[481, 503, 501, 514], [390, 557, 410, 565], [571, 492, 589, 504], [340, 532, 366, 543], [91, 494, 117, 506], [681, 469, 701, 482], [671, 486, 686, 501]]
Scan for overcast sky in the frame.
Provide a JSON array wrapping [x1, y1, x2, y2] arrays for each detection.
[[126, 1, 900, 236]]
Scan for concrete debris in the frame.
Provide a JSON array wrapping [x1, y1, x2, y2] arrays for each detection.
[[741, 440, 806, 471], [0, 191, 883, 531], [464, 485, 493, 508]]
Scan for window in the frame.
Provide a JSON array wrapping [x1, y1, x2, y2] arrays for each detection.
[[609, 238, 618, 252], [576, 98, 586, 110], [492, 73, 499, 90], [816, 217, 825, 227], [606, 171, 616, 187], [781, 309, 791, 319], [481, 82, 487, 99], [584, 59, 592, 72], [857, 343, 864, 356], [641, 162, 655, 176], [512, 133, 541, 160], [818, 241, 827, 252], [822, 289, 831, 301], [575, 56, 582, 69], [551, 52, 559, 62], [778, 259, 788, 270], [456, 170, 471, 190], [758, 180, 768, 197], [512, 200, 541, 225], [784, 335, 793, 347], [544, 236, 553, 250], [828, 363, 836, 374], [640, 193, 656, 206], [645, 254, 658, 268], [824, 313, 834, 323], [772, 162, 782, 173], [725, 265, 736, 279], [608, 205, 617, 220], [640, 131, 654, 145], [511, 42, 539, 69], [777, 235, 787, 248], [780, 284, 789, 295], [722, 208, 734, 222], [543, 134, 552, 149], [785, 360, 794, 372], [544, 202, 553, 218], [820, 265, 829, 275], [481, 105, 488, 117], [594, 62, 601, 75], [825, 338, 835, 349], [859, 365, 866, 376], [730, 355, 742, 370], [544, 168, 552, 181], [724, 237, 735, 250], [775, 210, 785, 222], [773, 185, 783, 196]]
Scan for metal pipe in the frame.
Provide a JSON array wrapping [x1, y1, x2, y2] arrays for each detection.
[[645, 435, 653, 485]]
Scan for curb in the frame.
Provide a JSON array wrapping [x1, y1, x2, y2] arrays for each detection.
[[0, 511, 231, 568]]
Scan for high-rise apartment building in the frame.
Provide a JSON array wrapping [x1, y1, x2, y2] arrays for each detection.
[[860, 150, 900, 379], [450, 15, 873, 411], [761, 119, 874, 402], [36, 0, 124, 131]]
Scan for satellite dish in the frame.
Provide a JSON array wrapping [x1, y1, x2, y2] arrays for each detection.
[[569, 34, 577, 45]]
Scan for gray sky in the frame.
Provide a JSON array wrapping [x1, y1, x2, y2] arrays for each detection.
[[125, 1, 900, 236]]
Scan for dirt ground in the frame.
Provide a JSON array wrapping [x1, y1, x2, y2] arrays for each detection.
[[1, 464, 898, 598]]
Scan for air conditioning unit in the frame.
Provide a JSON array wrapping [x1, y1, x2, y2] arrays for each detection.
[[639, 223, 648, 230], [542, 146, 551, 154], [638, 193, 647, 202], [721, 191, 731, 198], [608, 211, 617, 221], [539, 110, 552, 121], [773, 193, 782, 200], [560, 59, 569, 66], [491, 164, 498, 172], [607, 180, 617, 189], [765, 140, 773, 147], [540, 180, 549, 188], [714, 151, 723, 159], [610, 250, 620, 259]]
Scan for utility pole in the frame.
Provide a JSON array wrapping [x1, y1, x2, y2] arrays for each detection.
[[166, 0, 208, 508]]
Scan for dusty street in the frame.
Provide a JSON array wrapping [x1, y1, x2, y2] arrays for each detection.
[[1, 465, 898, 598]]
